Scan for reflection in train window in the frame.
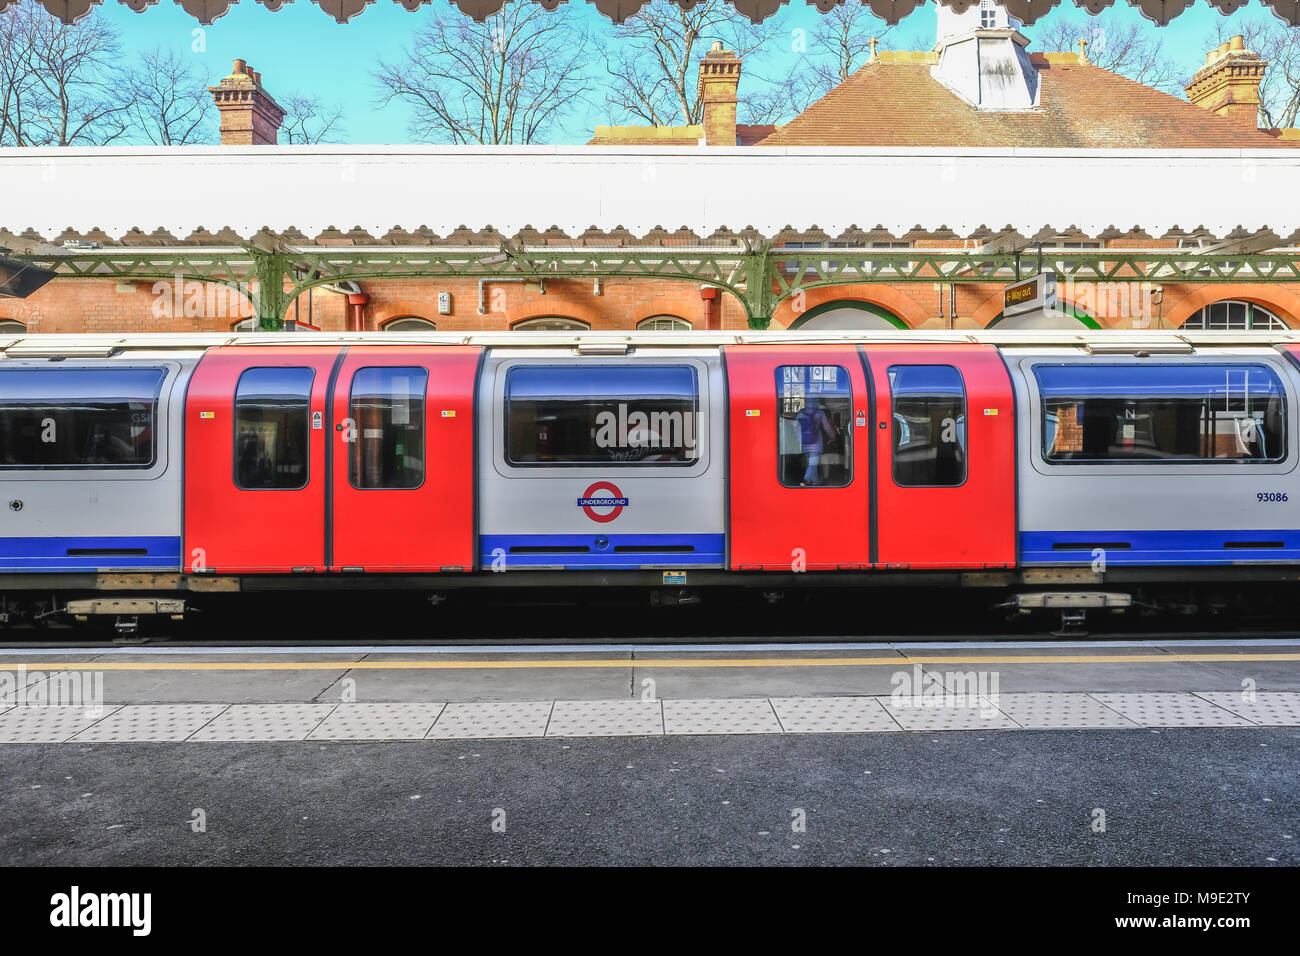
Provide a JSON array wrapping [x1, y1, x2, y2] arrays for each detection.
[[890, 365, 967, 487], [0, 367, 164, 469], [505, 365, 699, 466], [349, 367, 428, 489], [1036, 364, 1286, 463], [234, 367, 313, 490], [776, 365, 852, 488]]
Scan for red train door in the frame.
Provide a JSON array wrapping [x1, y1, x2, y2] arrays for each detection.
[[726, 346, 871, 570], [185, 346, 340, 573], [329, 346, 480, 572], [863, 345, 1015, 569]]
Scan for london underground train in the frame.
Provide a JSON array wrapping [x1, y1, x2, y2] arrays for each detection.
[[1, 329, 1299, 633]]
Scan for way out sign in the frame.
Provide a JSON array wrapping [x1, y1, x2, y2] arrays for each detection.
[[1003, 271, 1058, 318]]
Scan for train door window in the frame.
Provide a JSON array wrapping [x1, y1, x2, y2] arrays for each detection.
[[890, 365, 967, 487], [506, 365, 699, 466], [348, 367, 428, 489], [0, 367, 164, 469], [234, 367, 314, 490], [1036, 363, 1285, 463], [776, 365, 852, 488]]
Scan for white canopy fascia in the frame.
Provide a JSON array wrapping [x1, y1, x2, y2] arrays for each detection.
[[2, 145, 1297, 245]]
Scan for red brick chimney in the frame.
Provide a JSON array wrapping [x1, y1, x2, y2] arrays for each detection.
[[1185, 35, 1268, 129], [209, 58, 287, 146], [698, 41, 741, 146]]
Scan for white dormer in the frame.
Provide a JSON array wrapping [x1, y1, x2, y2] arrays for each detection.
[[931, 0, 1040, 111]]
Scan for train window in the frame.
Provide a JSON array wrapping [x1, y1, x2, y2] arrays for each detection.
[[0, 367, 164, 469], [776, 365, 852, 488], [1036, 363, 1286, 463], [234, 367, 314, 490], [348, 367, 428, 489], [505, 365, 699, 466], [889, 365, 967, 487]]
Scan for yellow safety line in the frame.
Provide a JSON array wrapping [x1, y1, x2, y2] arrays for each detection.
[[1, 652, 1298, 671]]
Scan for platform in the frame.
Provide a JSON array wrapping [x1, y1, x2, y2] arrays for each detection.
[[3, 640, 1299, 743]]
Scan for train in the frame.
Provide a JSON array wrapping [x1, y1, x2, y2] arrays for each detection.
[[2, 328, 1300, 635]]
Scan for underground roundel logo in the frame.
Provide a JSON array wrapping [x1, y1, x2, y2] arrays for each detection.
[[577, 481, 628, 523]]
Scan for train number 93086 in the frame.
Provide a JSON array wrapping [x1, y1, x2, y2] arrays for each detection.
[[1257, 492, 1289, 502]]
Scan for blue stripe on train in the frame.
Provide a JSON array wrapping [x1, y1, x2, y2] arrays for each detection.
[[480, 533, 724, 569], [1021, 529, 1300, 566], [0, 536, 182, 572]]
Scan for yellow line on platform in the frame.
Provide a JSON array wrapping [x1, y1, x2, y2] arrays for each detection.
[[1, 652, 1298, 671]]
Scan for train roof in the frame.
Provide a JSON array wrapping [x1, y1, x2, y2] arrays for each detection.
[[4, 330, 1300, 359]]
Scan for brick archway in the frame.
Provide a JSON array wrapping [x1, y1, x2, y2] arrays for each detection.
[[969, 289, 1100, 328], [1165, 285, 1300, 328], [371, 300, 436, 328], [505, 300, 603, 328], [631, 299, 701, 327], [774, 285, 927, 329]]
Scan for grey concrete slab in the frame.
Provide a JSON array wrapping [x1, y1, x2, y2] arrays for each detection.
[[313, 664, 635, 703], [1194, 691, 1300, 726], [97, 667, 356, 704], [1091, 693, 1255, 728], [1185, 659, 1300, 691], [919, 660, 1248, 693], [428, 701, 552, 739], [0, 705, 122, 743], [190, 704, 337, 741], [631, 663, 906, 699]]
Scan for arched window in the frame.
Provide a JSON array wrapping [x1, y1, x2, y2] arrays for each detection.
[[231, 318, 258, 332], [1182, 301, 1288, 331], [789, 301, 907, 331], [637, 316, 692, 331], [512, 317, 590, 331], [383, 316, 437, 331], [0, 319, 25, 333]]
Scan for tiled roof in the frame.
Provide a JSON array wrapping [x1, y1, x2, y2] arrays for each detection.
[[756, 53, 1297, 149]]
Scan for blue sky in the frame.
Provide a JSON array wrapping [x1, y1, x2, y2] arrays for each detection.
[[94, 0, 1283, 143]]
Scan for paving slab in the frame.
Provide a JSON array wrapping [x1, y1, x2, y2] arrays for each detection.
[[1090, 692, 1255, 728], [70, 704, 228, 742], [1193, 691, 1300, 726], [307, 703, 446, 741], [769, 696, 902, 733], [0, 705, 121, 743], [545, 699, 663, 737], [188, 704, 336, 741], [662, 698, 783, 735], [428, 700, 553, 739]]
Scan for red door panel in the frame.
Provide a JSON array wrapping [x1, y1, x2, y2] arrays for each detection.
[[330, 346, 480, 572], [185, 346, 340, 573], [726, 345, 871, 571], [865, 345, 1015, 569]]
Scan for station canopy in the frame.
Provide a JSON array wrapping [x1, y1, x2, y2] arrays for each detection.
[[5, 145, 1300, 245], [6, 0, 1300, 27]]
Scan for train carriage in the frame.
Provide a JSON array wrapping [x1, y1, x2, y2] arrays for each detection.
[[2, 329, 1300, 633]]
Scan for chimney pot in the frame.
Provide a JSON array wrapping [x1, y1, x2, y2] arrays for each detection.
[[1187, 37, 1267, 130], [1229, 34, 1245, 51], [209, 58, 286, 145]]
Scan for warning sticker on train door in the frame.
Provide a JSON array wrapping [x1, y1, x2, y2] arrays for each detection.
[[312, 411, 322, 429], [855, 411, 867, 427]]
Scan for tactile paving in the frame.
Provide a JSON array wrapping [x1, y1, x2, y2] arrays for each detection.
[[663, 698, 782, 735], [1193, 691, 1300, 727], [189, 704, 336, 741], [71, 704, 228, 742], [994, 693, 1139, 729], [307, 703, 446, 741], [879, 696, 1020, 731], [428, 701, 552, 739], [770, 696, 902, 733], [545, 699, 663, 737], [0, 705, 121, 743], [1090, 692, 1254, 728]]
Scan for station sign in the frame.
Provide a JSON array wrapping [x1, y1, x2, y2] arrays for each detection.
[[1003, 271, 1058, 319]]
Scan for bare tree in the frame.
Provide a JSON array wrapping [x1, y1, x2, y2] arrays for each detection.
[[126, 46, 214, 145], [600, 0, 787, 128], [0, 0, 130, 146], [373, 0, 589, 145], [1033, 14, 1183, 95], [1206, 18, 1300, 130], [768, 4, 896, 117], [279, 93, 346, 144]]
